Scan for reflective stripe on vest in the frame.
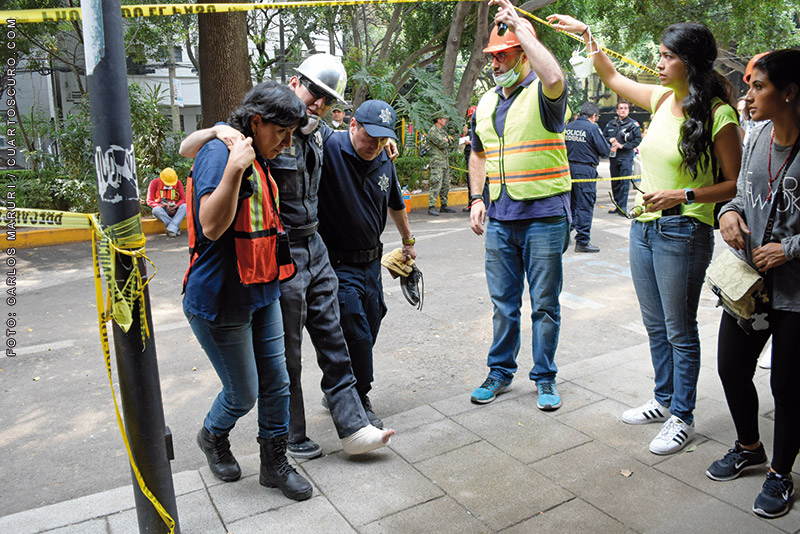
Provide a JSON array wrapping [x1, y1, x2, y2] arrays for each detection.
[[184, 158, 295, 289], [475, 82, 571, 202]]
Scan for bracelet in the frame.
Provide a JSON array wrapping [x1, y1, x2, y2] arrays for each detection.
[[580, 25, 589, 37], [468, 198, 485, 208], [402, 235, 415, 245]]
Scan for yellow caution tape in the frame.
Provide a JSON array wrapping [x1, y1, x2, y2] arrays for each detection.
[[0, 208, 93, 229], [89, 213, 171, 532], [572, 174, 642, 182], [2, 205, 171, 531]]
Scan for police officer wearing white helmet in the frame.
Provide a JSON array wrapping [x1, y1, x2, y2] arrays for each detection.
[[180, 53, 395, 461]]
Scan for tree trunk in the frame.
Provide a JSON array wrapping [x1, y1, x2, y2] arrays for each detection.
[[198, 3, 252, 128], [441, 2, 472, 96], [455, 1, 490, 115]]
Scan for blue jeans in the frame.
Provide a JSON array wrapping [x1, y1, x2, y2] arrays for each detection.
[[186, 300, 290, 439], [484, 216, 569, 384], [153, 204, 186, 234], [629, 217, 713, 423]]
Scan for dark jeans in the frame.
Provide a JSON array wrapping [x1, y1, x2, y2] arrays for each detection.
[[717, 308, 800, 475], [281, 233, 369, 441], [334, 259, 387, 398], [610, 156, 634, 211], [569, 165, 597, 245]]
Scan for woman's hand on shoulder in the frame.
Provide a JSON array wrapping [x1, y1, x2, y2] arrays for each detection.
[[753, 242, 787, 273], [228, 137, 255, 171], [719, 210, 749, 250]]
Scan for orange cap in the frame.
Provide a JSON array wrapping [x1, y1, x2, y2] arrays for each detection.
[[160, 167, 178, 186], [483, 19, 536, 54], [467, 105, 477, 118], [743, 52, 769, 83]]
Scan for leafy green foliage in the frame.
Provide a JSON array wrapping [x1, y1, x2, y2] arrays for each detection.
[[394, 155, 428, 190]]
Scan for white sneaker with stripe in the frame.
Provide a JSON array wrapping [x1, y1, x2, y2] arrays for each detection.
[[621, 399, 671, 425], [649, 415, 695, 455]]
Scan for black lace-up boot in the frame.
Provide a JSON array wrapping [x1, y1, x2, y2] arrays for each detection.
[[257, 435, 313, 501], [197, 427, 241, 482]]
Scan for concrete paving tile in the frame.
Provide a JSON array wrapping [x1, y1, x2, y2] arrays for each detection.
[[388, 418, 480, 464], [529, 441, 780, 533], [42, 519, 108, 534], [301, 448, 443, 526], [557, 346, 642, 382], [226, 496, 356, 534], [360, 496, 492, 534], [383, 405, 445, 433], [654, 439, 800, 532], [453, 398, 592, 464], [172, 469, 204, 496], [208, 471, 313, 524], [198, 451, 260, 488], [571, 364, 656, 410], [431, 380, 534, 418], [108, 489, 226, 534], [416, 441, 573, 531], [499, 498, 634, 534], [696, 397, 776, 455], [554, 397, 679, 467], [0, 485, 135, 534]]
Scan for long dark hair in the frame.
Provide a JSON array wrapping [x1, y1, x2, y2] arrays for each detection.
[[228, 80, 308, 138], [753, 49, 800, 97], [661, 23, 733, 179]]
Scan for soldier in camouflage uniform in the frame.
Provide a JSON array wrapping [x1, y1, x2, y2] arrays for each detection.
[[427, 116, 454, 216]]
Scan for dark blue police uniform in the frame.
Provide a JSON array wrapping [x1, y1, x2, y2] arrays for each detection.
[[565, 116, 610, 246], [602, 116, 642, 211], [317, 130, 405, 399]]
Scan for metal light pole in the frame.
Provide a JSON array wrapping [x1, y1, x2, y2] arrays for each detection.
[[82, 0, 180, 531]]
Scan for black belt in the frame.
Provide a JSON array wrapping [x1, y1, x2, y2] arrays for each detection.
[[661, 206, 682, 216], [329, 245, 383, 265], [287, 221, 319, 240]]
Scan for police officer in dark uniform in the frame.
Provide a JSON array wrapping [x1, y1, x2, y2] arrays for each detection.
[[317, 100, 417, 424], [566, 102, 610, 252], [603, 100, 642, 213]]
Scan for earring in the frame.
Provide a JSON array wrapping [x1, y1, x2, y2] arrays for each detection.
[[787, 99, 791, 103]]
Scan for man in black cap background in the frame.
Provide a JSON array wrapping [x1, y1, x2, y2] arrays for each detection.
[[317, 100, 417, 427]]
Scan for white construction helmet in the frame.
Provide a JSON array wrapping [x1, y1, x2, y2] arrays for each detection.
[[295, 53, 348, 104]]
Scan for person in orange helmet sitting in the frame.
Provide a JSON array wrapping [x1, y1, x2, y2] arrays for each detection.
[[147, 167, 186, 237]]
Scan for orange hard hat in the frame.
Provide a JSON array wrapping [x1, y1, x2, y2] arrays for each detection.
[[743, 52, 769, 83], [483, 19, 536, 54], [160, 167, 178, 186], [467, 105, 477, 118]]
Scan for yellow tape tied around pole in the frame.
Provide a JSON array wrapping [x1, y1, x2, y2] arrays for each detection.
[[1, 205, 171, 532]]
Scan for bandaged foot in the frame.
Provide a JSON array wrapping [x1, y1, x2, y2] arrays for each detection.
[[340, 425, 395, 455]]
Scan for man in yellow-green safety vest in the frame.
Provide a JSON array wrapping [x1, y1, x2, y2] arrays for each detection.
[[467, 0, 571, 412]]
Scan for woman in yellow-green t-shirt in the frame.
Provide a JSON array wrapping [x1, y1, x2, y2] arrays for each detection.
[[548, 16, 742, 455]]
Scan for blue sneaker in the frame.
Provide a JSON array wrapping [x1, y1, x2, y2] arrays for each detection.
[[470, 376, 512, 404], [537, 382, 561, 411]]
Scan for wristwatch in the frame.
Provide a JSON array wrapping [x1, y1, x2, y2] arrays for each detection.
[[402, 236, 416, 246], [684, 188, 695, 205]]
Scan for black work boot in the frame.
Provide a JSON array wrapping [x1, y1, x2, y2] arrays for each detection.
[[361, 395, 384, 429], [258, 435, 313, 501], [197, 427, 241, 482]]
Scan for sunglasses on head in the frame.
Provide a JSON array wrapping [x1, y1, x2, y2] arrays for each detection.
[[301, 78, 336, 105], [485, 50, 521, 64]]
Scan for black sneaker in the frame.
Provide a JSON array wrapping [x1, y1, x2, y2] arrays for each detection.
[[287, 437, 323, 459], [706, 441, 768, 481], [753, 471, 794, 518], [439, 206, 456, 213], [361, 395, 384, 429]]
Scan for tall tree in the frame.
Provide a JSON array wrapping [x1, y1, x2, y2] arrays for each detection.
[[197, 1, 252, 127]]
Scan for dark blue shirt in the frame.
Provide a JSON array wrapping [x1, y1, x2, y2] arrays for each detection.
[[565, 116, 611, 166], [602, 116, 642, 160], [183, 132, 280, 321], [317, 130, 404, 252], [471, 71, 570, 222]]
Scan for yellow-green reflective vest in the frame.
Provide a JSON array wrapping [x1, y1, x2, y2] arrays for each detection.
[[475, 82, 571, 202]]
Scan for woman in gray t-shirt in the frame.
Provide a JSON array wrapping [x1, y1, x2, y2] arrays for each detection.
[[707, 49, 800, 520]]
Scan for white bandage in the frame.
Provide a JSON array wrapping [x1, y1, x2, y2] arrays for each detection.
[[340, 425, 392, 455]]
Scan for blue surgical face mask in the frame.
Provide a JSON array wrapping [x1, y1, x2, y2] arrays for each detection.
[[493, 54, 524, 88]]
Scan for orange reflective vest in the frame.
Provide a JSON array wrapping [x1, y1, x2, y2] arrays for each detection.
[[184, 158, 296, 288]]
